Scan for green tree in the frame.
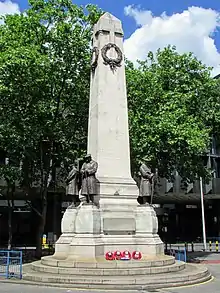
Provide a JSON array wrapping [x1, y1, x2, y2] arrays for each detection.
[[0, 0, 101, 256], [126, 46, 218, 182], [204, 76, 220, 148]]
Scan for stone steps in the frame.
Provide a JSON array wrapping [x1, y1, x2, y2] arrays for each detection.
[[23, 263, 211, 290], [31, 260, 185, 276]]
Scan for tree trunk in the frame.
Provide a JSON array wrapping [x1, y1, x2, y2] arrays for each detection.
[[7, 199, 13, 250], [6, 181, 14, 250], [35, 140, 53, 259], [35, 194, 47, 259]]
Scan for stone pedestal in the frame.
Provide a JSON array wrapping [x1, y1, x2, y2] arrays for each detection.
[[23, 201, 211, 289], [54, 205, 104, 260], [53, 200, 163, 261]]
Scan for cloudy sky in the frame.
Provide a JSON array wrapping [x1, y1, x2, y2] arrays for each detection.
[[1, 0, 220, 75]]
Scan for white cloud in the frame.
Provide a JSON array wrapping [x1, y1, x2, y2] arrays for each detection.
[[124, 5, 220, 76], [0, 0, 20, 18]]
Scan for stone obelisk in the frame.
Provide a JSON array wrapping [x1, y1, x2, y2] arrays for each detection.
[[85, 12, 163, 254], [53, 12, 163, 261], [88, 12, 138, 198]]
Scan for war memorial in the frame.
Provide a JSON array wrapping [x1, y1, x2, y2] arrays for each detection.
[[22, 12, 211, 290]]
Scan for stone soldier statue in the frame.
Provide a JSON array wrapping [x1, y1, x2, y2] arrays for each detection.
[[80, 154, 98, 204], [138, 159, 154, 205], [66, 160, 81, 207]]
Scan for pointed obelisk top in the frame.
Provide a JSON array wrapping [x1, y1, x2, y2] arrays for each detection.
[[94, 12, 123, 36], [99, 12, 121, 23]]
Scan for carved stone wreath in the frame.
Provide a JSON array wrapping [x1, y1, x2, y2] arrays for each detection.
[[101, 43, 123, 71], [91, 47, 99, 72]]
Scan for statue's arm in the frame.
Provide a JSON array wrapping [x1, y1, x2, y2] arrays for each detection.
[[66, 169, 77, 183], [80, 163, 86, 174], [87, 161, 98, 175], [140, 165, 153, 180]]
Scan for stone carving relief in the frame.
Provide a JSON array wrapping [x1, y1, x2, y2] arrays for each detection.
[[91, 47, 99, 72], [101, 43, 123, 71]]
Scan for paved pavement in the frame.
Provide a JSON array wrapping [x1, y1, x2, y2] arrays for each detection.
[[0, 283, 70, 293], [188, 251, 220, 263]]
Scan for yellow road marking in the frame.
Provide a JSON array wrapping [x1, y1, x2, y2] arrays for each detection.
[[58, 288, 133, 292], [163, 275, 214, 290]]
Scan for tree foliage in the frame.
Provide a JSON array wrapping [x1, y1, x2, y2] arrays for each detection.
[[0, 0, 102, 254], [126, 46, 219, 181]]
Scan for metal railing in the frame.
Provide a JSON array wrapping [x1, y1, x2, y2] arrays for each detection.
[[169, 248, 187, 262], [0, 250, 22, 279], [165, 242, 195, 252]]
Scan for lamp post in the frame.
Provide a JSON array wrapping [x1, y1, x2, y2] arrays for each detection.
[[200, 177, 207, 251]]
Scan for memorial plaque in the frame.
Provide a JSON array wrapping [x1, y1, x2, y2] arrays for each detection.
[[103, 218, 135, 235]]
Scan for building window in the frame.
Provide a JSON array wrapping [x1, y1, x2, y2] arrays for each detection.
[[215, 158, 220, 178]]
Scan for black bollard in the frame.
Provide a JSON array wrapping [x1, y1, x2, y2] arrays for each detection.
[[191, 242, 194, 252], [185, 242, 188, 252]]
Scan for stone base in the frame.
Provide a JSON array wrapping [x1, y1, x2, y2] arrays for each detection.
[[53, 204, 104, 260], [53, 200, 164, 261], [22, 201, 211, 290], [22, 256, 211, 290]]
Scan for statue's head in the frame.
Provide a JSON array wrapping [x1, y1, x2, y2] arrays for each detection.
[[85, 154, 92, 163]]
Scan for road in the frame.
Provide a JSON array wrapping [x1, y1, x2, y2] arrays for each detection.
[[0, 263, 220, 293]]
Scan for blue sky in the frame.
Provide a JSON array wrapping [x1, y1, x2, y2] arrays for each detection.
[[1, 0, 220, 74]]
